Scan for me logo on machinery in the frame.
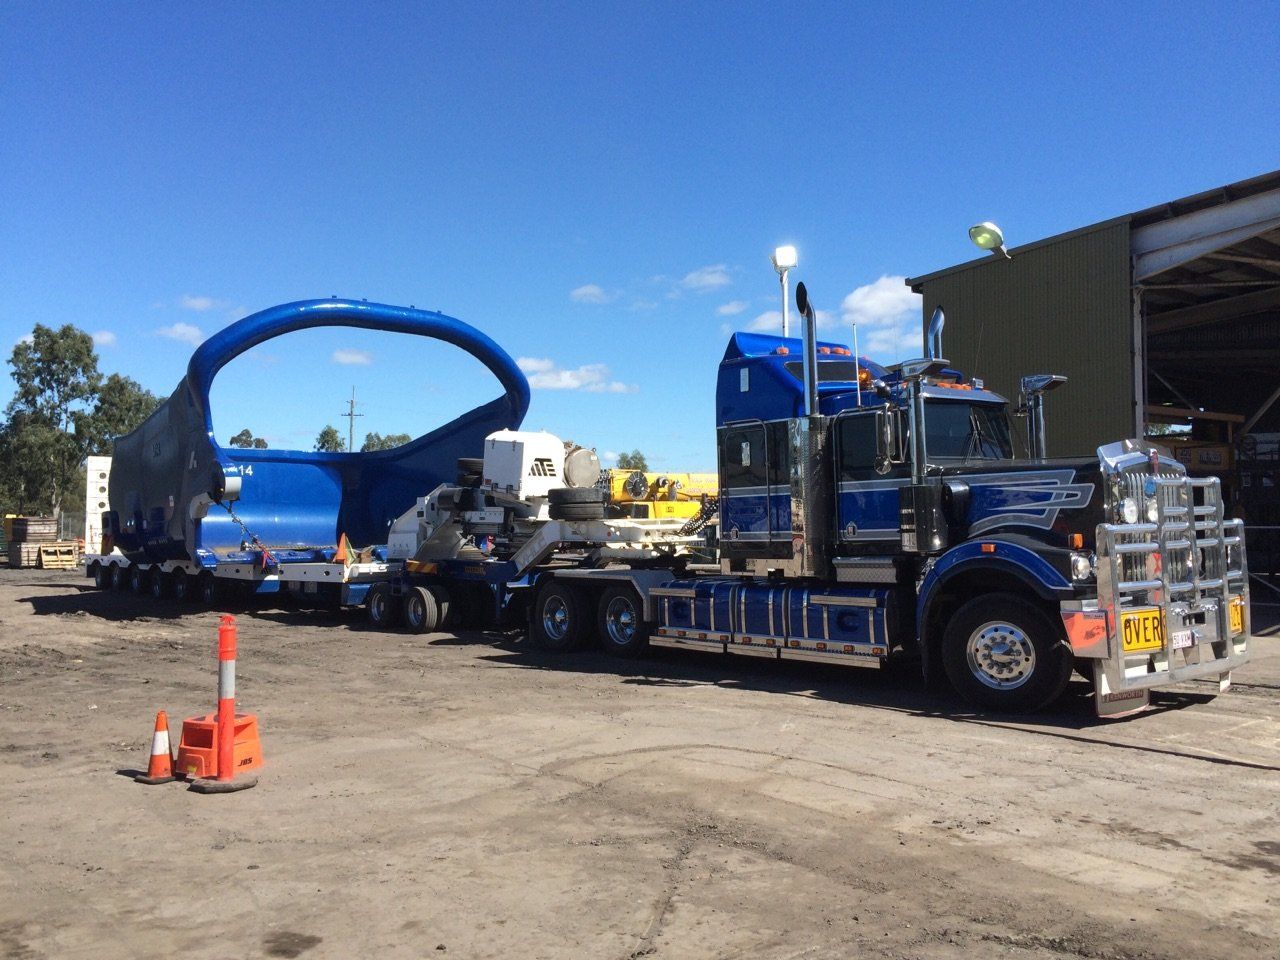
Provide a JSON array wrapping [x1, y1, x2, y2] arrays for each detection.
[[528, 457, 557, 477]]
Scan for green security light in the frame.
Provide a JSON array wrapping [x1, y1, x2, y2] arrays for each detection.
[[969, 221, 1011, 259]]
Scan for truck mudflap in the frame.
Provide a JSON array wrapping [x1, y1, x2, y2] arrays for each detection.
[[1073, 470, 1251, 718]]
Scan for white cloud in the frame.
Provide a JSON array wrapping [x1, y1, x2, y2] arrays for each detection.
[[680, 264, 732, 292], [180, 294, 217, 312], [716, 300, 748, 316], [156, 322, 204, 345], [840, 276, 922, 362], [92, 330, 116, 347], [17, 333, 34, 346], [570, 284, 611, 304], [517, 356, 637, 393], [332, 348, 372, 365]]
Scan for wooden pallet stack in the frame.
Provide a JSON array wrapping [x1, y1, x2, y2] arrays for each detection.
[[6, 517, 78, 569]]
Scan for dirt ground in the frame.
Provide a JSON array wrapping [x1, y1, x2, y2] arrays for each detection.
[[1, 567, 1277, 960]]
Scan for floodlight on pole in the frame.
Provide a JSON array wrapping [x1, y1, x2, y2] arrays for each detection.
[[969, 221, 1011, 260], [772, 245, 798, 337]]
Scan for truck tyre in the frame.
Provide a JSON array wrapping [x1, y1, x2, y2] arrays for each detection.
[[531, 581, 591, 652], [91, 562, 108, 589], [597, 586, 649, 658], [110, 563, 127, 591], [197, 573, 218, 606], [404, 585, 446, 634], [548, 487, 606, 505], [549, 502, 606, 521], [171, 571, 191, 602], [367, 583, 400, 629], [129, 565, 147, 594], [150, 571, 168, 601], [941, 593, 1073, 713]]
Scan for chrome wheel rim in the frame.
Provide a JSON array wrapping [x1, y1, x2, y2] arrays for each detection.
[[542, 596, 571, 641], [405, 596, 423, 628], [605, 596, 637, 646], [966, 621, 1036, 690]]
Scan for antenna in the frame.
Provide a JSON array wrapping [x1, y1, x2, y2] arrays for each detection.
[[342, 386, 364, 452]]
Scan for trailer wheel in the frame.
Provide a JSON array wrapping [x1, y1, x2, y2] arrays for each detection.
[[91, 562, 108, 589], [129, 565, 147, 594], [404, 585, 447, 634], [110, 563, 127, 591], [367, 583, 400, 629], [941, 593, 1073, 713], [597, 586, 649, 658], [171, 571, 190, 602], [150, 571, 168, 601], [197, 573, 218, 606], [531, 581, 591, 652]]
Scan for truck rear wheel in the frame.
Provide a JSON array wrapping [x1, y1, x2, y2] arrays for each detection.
[[942, 593, 1073, 713], [531, 581, 591, 652], [129, 566, 147, 594], [110, 564, 127, 591], [597, 586, 649, 658], [197, 573, 218, 606], [367, 583, 400, 629], [404, 584, 449, 634], [91, 562, 108, 589], [150, 571, 168, 601], [171, 571, 190, 602]]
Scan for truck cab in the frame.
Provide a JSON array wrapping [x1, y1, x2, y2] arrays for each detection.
[[699, 295, 1250, 716]]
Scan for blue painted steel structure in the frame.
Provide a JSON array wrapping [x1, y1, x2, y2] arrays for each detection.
[[109, 299, 529, 563]]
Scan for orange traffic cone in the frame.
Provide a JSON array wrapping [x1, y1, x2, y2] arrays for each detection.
[[135, 710, 176, 785], [334, 533, 349, 565]]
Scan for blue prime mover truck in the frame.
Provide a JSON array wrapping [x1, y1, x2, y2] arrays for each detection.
[[87, 286, 1251, 718]]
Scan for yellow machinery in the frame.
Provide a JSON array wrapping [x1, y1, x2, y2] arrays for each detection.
[[604, 471, 718, 520]]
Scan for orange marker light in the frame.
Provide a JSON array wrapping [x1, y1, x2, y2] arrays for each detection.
[[1068, 533, 1084, 549], [980, 543, 996, 554]]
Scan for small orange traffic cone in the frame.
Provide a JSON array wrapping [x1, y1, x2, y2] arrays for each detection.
[[334, 533, 350, 565], [135, 710, 176, 785]]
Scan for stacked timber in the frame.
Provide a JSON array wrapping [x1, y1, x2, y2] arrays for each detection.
[[7, 516, 67, 569]]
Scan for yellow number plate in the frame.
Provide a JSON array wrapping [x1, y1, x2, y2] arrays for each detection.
[[1120, 607, 1166, 653], [1229, 596, 1245, 636]]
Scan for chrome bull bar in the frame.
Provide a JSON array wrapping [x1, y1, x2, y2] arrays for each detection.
[[1084, 473, 1251, 717]]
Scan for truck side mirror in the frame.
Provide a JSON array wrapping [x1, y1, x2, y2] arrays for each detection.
[[875, 407, 900, 475]]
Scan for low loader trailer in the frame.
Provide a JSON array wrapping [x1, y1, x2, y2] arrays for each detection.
[[87, 283, 1251, 718]]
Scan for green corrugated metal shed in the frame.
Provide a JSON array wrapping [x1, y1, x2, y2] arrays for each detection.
[[908, 219, 1135, 458]]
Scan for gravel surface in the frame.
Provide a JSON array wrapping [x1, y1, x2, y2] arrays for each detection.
[[2, 567, 1277, 960]]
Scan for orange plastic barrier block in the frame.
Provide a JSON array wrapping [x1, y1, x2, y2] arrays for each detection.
[[175, 712, 263, 780]]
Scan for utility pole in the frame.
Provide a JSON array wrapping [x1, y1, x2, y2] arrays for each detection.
[[342, 386, 364, 452]]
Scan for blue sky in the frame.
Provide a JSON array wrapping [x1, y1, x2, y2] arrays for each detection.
[[3, 2, 1278, 470]]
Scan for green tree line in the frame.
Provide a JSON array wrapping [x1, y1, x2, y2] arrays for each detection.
[[0, 325, 162, 519]]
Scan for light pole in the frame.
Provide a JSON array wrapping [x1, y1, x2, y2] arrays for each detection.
[[771, 245, 798, 337]]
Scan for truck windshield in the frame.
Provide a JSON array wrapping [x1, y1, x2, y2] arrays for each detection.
[[926, 401, 1012, 461]]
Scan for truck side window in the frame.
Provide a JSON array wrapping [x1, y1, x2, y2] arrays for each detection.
[[766, 420, 790, 488], [721, 425, 767, 488], [837, 414, 880, 482]]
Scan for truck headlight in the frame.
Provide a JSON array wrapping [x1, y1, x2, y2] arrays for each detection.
[[1145, 496, 1159, 523], [1070, 551, 1096, 581], [1117, 497, 1139, 524]]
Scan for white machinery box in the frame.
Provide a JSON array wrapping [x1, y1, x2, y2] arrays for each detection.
[[483, 430, 567, 499]]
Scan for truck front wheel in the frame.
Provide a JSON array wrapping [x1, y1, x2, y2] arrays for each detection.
[[531, 582, 591, 652], [597, 586, 649, 658], [941, 593, 1073, 713]]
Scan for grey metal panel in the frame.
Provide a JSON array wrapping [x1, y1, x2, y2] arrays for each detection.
[[914, 220, 1134, 458]]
